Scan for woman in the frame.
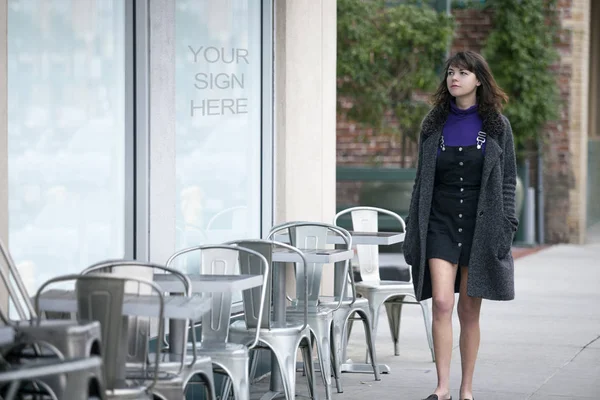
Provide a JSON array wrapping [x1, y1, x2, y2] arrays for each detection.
[[403, 51, 519, 400]]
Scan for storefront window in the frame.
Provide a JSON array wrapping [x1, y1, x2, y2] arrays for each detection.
[[7, 0, 127, 293], [175, 0, 262, 252]]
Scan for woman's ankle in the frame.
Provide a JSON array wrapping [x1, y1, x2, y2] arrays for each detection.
[[459, 386, 473, 399], [434, 387, 451, 399]]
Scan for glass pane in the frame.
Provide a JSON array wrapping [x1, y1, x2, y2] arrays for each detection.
[[175, 0, 262, 251], [7, 0, 127, 295]]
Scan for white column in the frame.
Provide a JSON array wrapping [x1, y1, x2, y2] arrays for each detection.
[[274, 0, 336, 224], [274, 0, 337, 294]]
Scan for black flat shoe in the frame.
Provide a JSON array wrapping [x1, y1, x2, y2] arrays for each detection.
[[423, 395, 452, 400]]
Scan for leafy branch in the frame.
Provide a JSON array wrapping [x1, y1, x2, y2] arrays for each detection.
[[482, 0, 560, 156], [337, 0, 455, 166]]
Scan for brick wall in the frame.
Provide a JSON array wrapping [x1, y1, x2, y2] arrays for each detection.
[[450, 8, 493, 53], [336, 3, 592, 243]]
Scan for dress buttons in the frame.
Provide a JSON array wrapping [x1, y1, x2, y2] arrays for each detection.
[[459, 147, 463, 151], [458, 228, 463, 232], [460, 199, 463, 203], [459, 214, 463, 218], [460, 188, 464, 192], [458, 242, 462, 247], [459, 162, 464, 166], [460, 177, 463, 181]]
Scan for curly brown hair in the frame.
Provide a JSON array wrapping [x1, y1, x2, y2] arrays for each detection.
[[431, 51, 508, 114]]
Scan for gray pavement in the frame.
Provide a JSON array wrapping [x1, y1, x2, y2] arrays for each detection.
[[250, 227, 600, 399]]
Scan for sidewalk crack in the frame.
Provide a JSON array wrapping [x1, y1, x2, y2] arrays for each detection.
[[527, 334, 600, 399]]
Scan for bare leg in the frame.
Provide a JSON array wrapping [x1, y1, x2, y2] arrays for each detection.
[[429, 258, 458, 400], [457, 266, 482, 400]]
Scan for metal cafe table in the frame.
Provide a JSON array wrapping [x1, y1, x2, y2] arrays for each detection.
[[260, 247, 354, 400], [335, 231, 404, 375], [270, 247, 356, 327], [36, 290, 210, 321], [152, 273, 264, 357], [276, 230, 405, 374], [35, 287, 211, 379]]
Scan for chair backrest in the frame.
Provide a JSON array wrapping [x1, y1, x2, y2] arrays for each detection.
[[226, 240, 310, 333], [76, 275, 127, 390], [268, 222, 352, 308], [228, 240, 273, 331], [82, 261, 151, 368], [334, 206, 407, 283], [166, 244, 268, 347], [34, 273, 165, 393], [81, 260, 193, 371]]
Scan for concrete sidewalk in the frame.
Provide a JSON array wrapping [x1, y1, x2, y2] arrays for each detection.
[[252, 239, 600, 399]]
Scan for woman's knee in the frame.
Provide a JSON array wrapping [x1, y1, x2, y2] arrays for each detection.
[[432, 295, 455, 317], [457, 297, 481, 323]]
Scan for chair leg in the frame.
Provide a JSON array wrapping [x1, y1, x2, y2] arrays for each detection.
[[384, 297, 405, 356], [346, 317, 354, 342], [212, 357, 250, 400], [420, 298, 435, 362], [271, 344, 299, 400], [365, 301, 383, 363], [357, 308, 381, 381], [164, 356, 217, 400], [198, 371, 218, 400], [329, 310, 346, 393], [221, 377, 233, 400], [249, 349, 260, 383], [300, 336, 318, 400], [309, 319, 333, 400], [229, 367, 250, 400]]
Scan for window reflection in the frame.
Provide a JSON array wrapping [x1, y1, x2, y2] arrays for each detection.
[[7, 0, 126, 293], [175, 0, 261, 249]]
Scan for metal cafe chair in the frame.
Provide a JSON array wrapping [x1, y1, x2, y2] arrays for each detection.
[[316, 216, 382, 392], [336, 206, 434, 362], [266, 221, 358, 400], [35, 273, 166, 399], [0, 239, 105, 398], [166, 244, 270, 400], [1, 308, 106, 400], [0, 239, 103, 362], [224, 239, 317, 400], [81, 260, 217, 400]]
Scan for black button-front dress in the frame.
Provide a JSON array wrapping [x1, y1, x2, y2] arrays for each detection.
[[426, 142, 484, 267]]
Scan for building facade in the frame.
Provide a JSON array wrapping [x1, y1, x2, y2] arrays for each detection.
[[0, 0, 337, 307]]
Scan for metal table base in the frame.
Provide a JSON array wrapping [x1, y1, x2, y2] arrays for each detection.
[[340, 361, 390, 374], [293, 360, 390, 375]]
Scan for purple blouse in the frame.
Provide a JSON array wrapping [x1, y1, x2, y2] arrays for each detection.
[[440, 101, 485, 153]]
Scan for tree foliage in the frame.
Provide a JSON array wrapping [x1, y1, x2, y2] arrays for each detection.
[[337, 0, 455, 149], [482, 0, 560, 154]]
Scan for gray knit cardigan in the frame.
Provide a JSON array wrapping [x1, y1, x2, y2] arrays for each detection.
[[403, 105, 519, 301]]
